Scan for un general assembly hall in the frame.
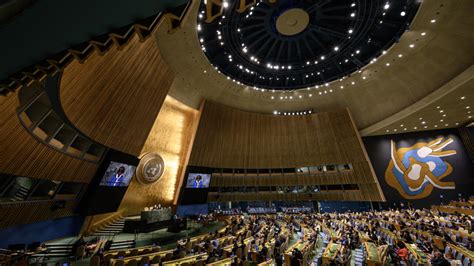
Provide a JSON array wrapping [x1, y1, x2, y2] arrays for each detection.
[[0, 0, 473, 265]]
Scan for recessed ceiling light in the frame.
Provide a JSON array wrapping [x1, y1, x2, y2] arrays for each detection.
[[223, 1, 229, 8], [445, 124, 449, 127], [203, 70, 207, 73], [309, 94, 312, 97], [362, 76, 366, 80], [409, 44, 415, 48], [404, 128, 407, 131], [273, 110, 278, 115], [351, 81, 355, 85], [439, 110, 444, 113], [421, 121, 426, 124], [398, 54, 403, 58], [461, 96, 465, 100], [430, 19, 436, 23], [436, 106, 440, 109], [386, 63, 390, 66], [394, 129, 397, 132], [414, 127, 417, 129], [334, 46, 339, 51], [421, 32, 426, 36], [384, 3, 390, 10], [466, 106, 471, 109], [348, 29, 353, 34], [351, 3, 356, 7], [434, 125, 438, 128], [400, 11, 406, 16], [424, 126, 428, 128], [386, 129, 389, 132], [271, 96, 274, 99], [350, 12, 356, 17]]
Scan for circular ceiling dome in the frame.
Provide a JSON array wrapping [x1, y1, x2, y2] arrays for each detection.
[[275, 8, 309, 36], [197, 0, 420, 91]]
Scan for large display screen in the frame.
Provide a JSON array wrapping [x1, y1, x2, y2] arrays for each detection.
[[99, 161, 136, 187], [186, 173, 211, 188]]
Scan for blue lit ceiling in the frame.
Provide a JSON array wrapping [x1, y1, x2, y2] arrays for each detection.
[[197, 0, 420, 91]]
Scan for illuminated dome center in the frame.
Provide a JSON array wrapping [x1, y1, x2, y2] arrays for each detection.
[[275, 8, 309, 36]]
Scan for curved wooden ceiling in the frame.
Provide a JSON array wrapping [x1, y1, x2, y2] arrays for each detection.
[[154, 0, 474, 131]]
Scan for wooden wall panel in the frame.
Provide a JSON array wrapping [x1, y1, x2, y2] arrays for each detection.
[[0, 200, 76, 228], [189, 101, 385, 201], [190, 101, 368, 168], [60, 33, 174, 156], [0, 91, 98, 183], [118, 96, 199, 215]]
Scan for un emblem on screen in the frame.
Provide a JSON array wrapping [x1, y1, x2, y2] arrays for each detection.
[[385, 138, 456, 199], [136, 152, 165, 184]]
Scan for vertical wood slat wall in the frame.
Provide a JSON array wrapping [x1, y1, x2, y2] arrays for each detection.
[[0, 91, 98, 183], [0, 200, 77, 228], [189, 101, 384, 201], [59, 33, 174, 156], [190, 101, 368, 168]]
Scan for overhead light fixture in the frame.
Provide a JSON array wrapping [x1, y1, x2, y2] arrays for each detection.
[[400, 11, 406, 16], [430, 19, 436, 23], [409, 44, 415, 48], [384, 3, 390, 10], [421, 32, 426, 36]]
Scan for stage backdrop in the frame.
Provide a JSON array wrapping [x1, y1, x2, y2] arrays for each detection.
[[363, 129, 474, 208]]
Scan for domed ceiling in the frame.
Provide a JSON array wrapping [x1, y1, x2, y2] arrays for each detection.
[[154, 0, 474, 134], [197, 0, 420, 90]]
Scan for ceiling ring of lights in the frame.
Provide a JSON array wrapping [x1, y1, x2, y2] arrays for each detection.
[[197, 0, 420, 91]]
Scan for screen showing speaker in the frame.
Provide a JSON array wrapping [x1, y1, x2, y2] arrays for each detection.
[[99, 161, 135, 187], [186, 173, 211, 188]]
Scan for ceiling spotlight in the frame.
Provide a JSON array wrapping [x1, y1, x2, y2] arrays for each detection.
[[197, 24, 202, 31], [362, 76, 366, 80], [320, 55, 325, 60], [421, 32, 426, 36], [461, 96, 465, 100], [430, 19, 436, 23], [409, 44, 415, 48], [309, 94, 312, 97], [222, 1, 229, 8], [400, 11, 406, 16], [351, 3, 356, 7], [334, 46, 339, 51], [273, 110, 278, 115], [398, 54, 403, 58], [348, 29, 353, 34], [350, 12, 356, 17], [203, 70, 207, 73], [386, 63, 390, 66], [384, 3, 390, 10]]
